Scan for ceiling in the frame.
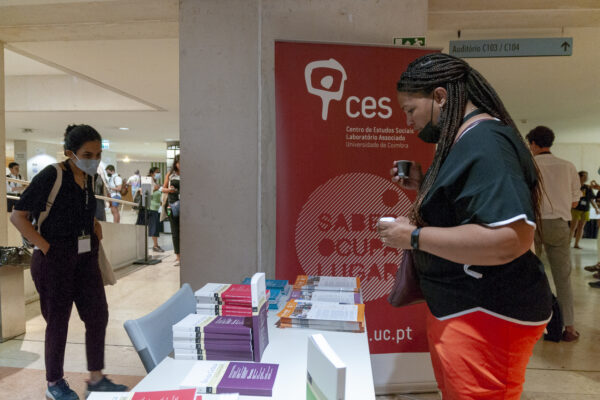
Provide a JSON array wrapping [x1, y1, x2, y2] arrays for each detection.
[[1, 0, 599, 161]]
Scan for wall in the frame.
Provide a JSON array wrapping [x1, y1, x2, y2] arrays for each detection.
[[24, 139, 63, 178], [1, 40, 7, 245], [179, 0, 427, 288], [117, 160, 154, 182], [553, 143, 600, 185]]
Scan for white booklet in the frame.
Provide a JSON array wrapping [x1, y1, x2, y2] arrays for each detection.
[[306, 334, 346, 400]]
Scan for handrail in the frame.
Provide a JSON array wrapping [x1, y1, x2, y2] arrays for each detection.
[[95, 195, 139, 207], [6, 177, 139, 207]]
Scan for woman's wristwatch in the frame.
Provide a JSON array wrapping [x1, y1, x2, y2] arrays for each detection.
[[410, 227, 422, 250]]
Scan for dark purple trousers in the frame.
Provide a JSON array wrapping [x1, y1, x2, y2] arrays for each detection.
[[30, 236, 108, 382]]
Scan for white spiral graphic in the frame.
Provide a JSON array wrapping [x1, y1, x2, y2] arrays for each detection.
[[295, 173, 413, 302]]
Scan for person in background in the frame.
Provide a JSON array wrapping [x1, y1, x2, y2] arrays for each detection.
[[6, 161, 24, 212], [127, 170, 142, 201], [93, 164, 108, 222], [105, 165, 122, 223], [162, 155, 180, 266], [570, 171, 599, 249], [136, 167, 164, 253], [10, 124, 127, 400], [527, 125, 581, 341], [378, 53, 552, 399], [585, 179, 600, 287]]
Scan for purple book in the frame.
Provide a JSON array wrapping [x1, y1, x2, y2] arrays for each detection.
[[176, 355, 255, 362], [218, 362, 279, 396], [202, 316, 253, 336], [252, 302, 269, 362], [173, 331, 252, 341], [202, 342, 253, 352]]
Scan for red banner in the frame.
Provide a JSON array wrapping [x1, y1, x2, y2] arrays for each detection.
[[275, 41, 436, 354]]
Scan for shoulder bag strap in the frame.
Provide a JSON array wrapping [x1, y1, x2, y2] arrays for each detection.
[[37, 163, 63, 233]]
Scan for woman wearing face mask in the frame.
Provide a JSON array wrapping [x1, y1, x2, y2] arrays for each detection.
[[10, 125, 127, 400], [377, 54, 552, 399]]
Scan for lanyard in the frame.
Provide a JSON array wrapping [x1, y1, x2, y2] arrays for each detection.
[[84, 175, 90, 210]]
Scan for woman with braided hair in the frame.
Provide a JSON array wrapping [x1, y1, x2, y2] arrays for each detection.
[[377, 53, 552, 399]]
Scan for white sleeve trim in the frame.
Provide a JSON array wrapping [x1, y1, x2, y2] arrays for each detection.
[[483, 214, 536, 229]]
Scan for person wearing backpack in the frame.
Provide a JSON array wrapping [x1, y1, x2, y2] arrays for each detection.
[[105, 164, 122, 223], [10, 125, 127, 400]]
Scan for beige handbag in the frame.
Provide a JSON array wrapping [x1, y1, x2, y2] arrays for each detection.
[[98, 241, 116, 286]]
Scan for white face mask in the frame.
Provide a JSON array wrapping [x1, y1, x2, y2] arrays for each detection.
[[72, 153, 100, 176], [154, 173, 161, 180]]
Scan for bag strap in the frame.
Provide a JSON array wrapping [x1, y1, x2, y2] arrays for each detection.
[[37, 163, 63, 233]]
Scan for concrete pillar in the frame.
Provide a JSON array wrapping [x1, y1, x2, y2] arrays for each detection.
[[13, 140, 27, 180], [1, 42, 7, 246], [179, 0, 427, 288]]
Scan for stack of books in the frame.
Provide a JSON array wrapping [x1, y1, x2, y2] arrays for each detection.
[[293, 275, 361, 293], [289, 290, 362, 304], [178, 273, 270, 362], [276, 299, 365, 333], [195, 283, 267, 317], [277, 275, 365, 333], [180, 361, 279, 397], [242, 278, 290, 310], [172, 313, 255, 362]]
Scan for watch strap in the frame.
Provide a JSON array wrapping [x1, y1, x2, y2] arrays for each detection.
[[411, 227, 422, 250]]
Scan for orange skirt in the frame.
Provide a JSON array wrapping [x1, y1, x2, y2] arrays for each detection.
[[426, 308, 546, 400]]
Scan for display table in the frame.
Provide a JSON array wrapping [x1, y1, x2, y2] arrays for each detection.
[[133, 313, 375, 399]]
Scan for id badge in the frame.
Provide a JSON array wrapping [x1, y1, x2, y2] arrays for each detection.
[[78, 235, 91, 254]]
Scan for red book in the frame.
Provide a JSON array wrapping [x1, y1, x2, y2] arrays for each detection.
[[220, 284, 252, 305], [131, 388, 198, 400], [221, 304, 253, 316]]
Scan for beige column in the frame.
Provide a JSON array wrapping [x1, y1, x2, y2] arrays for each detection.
[[0, 41, 7, 246], [179, 0, 428, 289]]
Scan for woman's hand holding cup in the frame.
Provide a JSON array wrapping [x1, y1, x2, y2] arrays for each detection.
[[390, 160, 423, 190]]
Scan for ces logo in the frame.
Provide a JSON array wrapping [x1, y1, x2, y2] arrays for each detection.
[[305, 58, 392, 121]]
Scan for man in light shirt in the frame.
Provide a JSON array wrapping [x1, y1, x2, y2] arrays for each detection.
[[6, 162, 24, 212], [527, 126, 580, 342]]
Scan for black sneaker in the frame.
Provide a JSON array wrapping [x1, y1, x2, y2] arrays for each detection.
[[86, 376, 128, 397], [46, 379, 79, 400], [589, 281, 600, 289]]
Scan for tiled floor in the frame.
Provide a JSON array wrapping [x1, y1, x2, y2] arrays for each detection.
[[1, 236, 599, 399]]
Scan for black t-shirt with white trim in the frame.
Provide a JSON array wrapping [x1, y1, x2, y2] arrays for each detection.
[[415, 120, 552, 324], [15, 162, 96, 243]]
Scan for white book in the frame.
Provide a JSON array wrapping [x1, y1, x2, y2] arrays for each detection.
[[250, 272, 267, 312], [86, 393, 131, 400], [179, 361, 229, 394], [172, 314, 215, 333], [306, 334, 346, 400], [195, 283, 230, 301]]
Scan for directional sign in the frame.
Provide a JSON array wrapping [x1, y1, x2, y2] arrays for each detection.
[[449, 37, 573, 58]]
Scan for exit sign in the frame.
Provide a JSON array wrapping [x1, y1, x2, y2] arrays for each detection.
[[394, 37, 426, 47]]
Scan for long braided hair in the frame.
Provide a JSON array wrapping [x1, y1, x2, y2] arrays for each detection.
[[397, 53, 543, 228]]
